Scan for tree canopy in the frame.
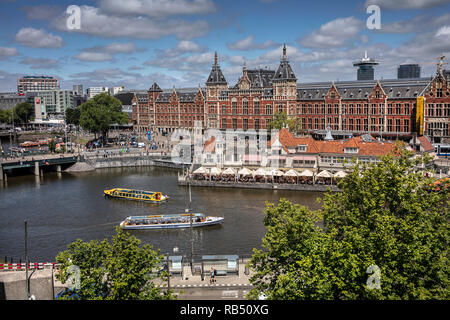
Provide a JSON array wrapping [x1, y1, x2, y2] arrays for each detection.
[[55, 227, 175, 300], [248, 147, 449, 300], [65, 107, 81, 127], [266, 111, 301, 132], [13, 102, 34, 124], [79, 93, 128, 139]]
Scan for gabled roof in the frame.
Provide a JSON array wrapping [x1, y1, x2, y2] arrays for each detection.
[[273, 44, 296, 82], [206, 52, 227, 85], [149, 82, 162, 92]]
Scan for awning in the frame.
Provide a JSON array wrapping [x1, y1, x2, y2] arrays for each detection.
[[292, 155, 316, 161], [243, 154, 262, 162], [267, 155, 286, 160]]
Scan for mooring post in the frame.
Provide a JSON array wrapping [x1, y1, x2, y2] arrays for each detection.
[[34, 162, 39, 176], [0, 165, 3, 181]]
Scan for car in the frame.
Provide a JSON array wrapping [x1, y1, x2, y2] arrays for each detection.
[[137, 142, 145, 148]]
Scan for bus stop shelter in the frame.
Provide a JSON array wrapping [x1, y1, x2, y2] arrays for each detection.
[[201, 255, 239, 277]]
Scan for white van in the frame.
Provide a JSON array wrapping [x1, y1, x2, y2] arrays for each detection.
[[137, 142, 145, 148]]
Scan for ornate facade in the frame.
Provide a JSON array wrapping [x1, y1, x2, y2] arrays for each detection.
[[132, 47, 450, 143]]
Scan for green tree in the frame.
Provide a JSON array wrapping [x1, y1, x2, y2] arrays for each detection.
[[13, 102, 34, 124], [267, 111, 301, 132], [65, 107, 81, 127], [248, 146, 449, 300], [55, 226, 175, 300], [0, 109, 12, 124], [79, 93, 127, 141]]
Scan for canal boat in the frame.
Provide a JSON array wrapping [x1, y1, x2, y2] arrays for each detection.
[[104, 188, 169, 203], [119, 213, 224, 230]]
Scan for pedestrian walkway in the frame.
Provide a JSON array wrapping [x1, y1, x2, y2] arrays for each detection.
[[157, 258, 254, 290]]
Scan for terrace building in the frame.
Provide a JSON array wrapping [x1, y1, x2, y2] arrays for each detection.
[[132, 47, 450, 143]]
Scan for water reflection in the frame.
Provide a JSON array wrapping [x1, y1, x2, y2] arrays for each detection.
[[0, 166, 323, 262]]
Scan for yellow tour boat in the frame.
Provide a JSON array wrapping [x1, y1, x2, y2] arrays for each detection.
[[104, 188, 169, 203]]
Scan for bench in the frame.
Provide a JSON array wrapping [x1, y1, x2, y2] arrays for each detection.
[[215, 270, 227, 276]]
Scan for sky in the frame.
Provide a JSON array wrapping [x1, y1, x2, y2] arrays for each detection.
[[0, 0, 450, 92]]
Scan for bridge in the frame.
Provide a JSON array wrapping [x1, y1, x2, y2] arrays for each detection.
[[0, 153, 79, 182]]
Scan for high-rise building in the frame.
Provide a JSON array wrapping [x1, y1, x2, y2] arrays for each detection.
[[353, 51, 379, 81], [17, 76, 60, 95], [398, 64, 421, 79], [87, 87, 109, 100], [72, 84, 83, 96]]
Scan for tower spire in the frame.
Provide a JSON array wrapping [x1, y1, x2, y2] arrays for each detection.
[[214, 51, 218, 65], [282, 43, 287, 60]]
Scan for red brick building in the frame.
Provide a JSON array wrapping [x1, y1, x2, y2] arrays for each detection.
[[132, 46, 450, 143]]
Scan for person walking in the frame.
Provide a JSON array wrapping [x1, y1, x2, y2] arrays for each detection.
[[210, 266, 216, 284]]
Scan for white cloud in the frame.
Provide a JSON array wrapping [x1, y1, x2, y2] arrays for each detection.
[[227, 35, 279, 51], [20, 57, 59, 69], [73, 52, 114, 62], [51, 5, 210, 40], [436, 25, 450, 37], [298, 17, 364, 48], [365, 0, 450, 10], [0, 47, 19, 60], [98, 0, 216, 17], [15, 28, 64, 48]]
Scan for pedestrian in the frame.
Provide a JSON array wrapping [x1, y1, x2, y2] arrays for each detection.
[[210, 267, 216, 284]]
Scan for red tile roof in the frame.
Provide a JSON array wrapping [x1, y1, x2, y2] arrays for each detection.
[[417, 136, 434, 152]]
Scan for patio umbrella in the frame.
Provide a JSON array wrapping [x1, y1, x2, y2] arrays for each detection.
[[284, 169, 299, 177], [272, 169, 284, 177], [193, 166, 206, 174], [222, 167, 237, 175], [316, 170, 332, 178], [298, 169, 314, 177], [209, 167, 222, 175], [238, 167, 253, 176], [333, 170, 347, 178], [253, 167, 267, 176]]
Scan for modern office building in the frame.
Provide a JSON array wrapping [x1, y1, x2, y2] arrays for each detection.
[[87, 87, 109, 100], [17, 76, 60, 95], [398, 64, 421, 79], [32, 89, 74, 117], [72, 84, 83, 96], [353, 51, 379, 81]]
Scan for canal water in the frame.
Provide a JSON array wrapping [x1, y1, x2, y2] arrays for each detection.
[[0, 167, 323, 262]]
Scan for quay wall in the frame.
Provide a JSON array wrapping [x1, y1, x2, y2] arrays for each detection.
[[178, 179, 341, 192], [65, 155, 188, 172]]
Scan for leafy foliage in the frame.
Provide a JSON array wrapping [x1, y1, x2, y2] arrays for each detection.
[[248, 147, 449, 300], [13, 102, 34, 124], [65, 107, 81, 127], [79, 93, 128, 139], [55, 227, 175, 300], [266, 111, 301, 132]]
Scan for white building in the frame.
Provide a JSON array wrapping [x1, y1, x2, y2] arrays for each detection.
[[109, 86, 124, 96], [87, 87, 109, 100]]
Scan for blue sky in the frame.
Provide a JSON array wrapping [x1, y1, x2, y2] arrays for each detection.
[[0, 0, 450, 92]]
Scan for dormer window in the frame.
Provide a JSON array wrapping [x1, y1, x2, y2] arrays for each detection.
[[297, 145, 307, 152], [344, 147, 358, 154]]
